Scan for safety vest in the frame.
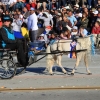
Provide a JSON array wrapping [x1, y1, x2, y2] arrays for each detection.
[[2, 27, 15, 48]]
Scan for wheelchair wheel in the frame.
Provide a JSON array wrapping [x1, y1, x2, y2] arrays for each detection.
[[0, 59, 16, 79]]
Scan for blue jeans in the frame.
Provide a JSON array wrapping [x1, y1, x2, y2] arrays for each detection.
[[94, 0, 98, 7], [47, 0, 52, 10], [47, 1, 59, 10], [58, 0, 66, 8], [87, 0, 92, 6]]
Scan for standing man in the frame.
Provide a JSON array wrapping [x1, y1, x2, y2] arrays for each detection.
[[67, 10, 77, 27], [27, 7, 38, 42]]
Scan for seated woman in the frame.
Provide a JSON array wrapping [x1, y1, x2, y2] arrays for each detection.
[[78, 12, 89, 29], [60, 27, 71, 39]]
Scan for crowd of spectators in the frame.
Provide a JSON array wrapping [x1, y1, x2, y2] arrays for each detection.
[[0, 0, 100, 47]]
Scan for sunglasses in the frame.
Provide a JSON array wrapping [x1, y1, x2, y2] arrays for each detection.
[[4, 20, 10, 22]]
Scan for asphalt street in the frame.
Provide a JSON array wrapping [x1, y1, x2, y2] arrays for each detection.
[[0, 49, 100, 100]]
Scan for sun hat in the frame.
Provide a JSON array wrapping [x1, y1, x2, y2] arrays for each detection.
[[65, 6, 70, 9], [93, 10, 98, 14], [63, 6, 70, 9], [74, 4, 79, 8]]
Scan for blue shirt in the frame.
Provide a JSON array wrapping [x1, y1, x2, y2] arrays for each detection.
[[83, 29, 88, 36], [67, 15, 77, 26], [27, 13, 38, 31]]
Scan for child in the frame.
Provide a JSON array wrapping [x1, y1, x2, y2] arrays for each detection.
[[49, 30, 57, 45], [21, 22, 30, 41], [71, 26, 78, 41], [38, 34, 45, 42]]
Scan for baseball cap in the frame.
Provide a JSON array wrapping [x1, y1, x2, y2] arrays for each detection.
[[2, 15, 13, 22], [73, 26, 78, 30], [40, 34, 44, 37]]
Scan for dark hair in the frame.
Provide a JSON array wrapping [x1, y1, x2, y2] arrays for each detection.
[[62, 27, 68, 33], [95, 21, 100, 25], [49, 30, 55, 34], [76, 10, 80, 13], [42, 13, 48, 18], [49, 30, 57, 36], [21, 22, 27, 28], [80, 26, 85, 29], [38, 8, 42, 12]]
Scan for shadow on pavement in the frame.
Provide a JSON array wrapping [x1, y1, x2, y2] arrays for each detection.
[[25, 67, 87, 75]]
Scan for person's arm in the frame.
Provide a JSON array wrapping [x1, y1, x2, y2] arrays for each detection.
[[27, 17, 32, 30], [91, 27, 95, 34], [38, 16, 45, 20], [9, 0, 17, 7], [73, 16, 77, 26], [80, 32, 85, 37], [16, 19, 22, 26], [0, 28, 16, 43], [50, 17, 53, 27], [79, 29, 87, 37], [81, 18, 89, 27]]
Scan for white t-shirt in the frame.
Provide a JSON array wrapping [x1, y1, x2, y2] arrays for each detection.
[[11, 19, 22, 32], [8, 0, 17, 5]]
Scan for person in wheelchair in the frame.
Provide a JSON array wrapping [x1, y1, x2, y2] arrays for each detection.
[[0, 15, 28, 67]]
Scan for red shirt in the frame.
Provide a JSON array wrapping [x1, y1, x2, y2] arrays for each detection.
[[0, 21, 2, 27], [92, 26, 100, 34]]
